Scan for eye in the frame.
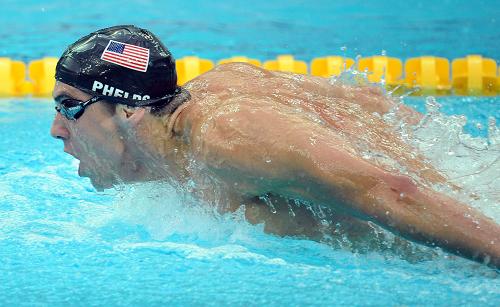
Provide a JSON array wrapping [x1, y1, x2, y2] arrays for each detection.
[[59, 98, 82, 108]]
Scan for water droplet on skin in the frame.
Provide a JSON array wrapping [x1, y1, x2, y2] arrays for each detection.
[[259, 195, 277, 214], [287, 203, 296, 217]]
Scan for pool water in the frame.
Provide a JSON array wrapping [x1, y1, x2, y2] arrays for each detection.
[[1, 97, 498, 306], [1, 0, 499, 61], [1, 0, 499, 306]]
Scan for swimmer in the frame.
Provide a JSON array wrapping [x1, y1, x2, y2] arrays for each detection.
[[50, 25, 500, 268]]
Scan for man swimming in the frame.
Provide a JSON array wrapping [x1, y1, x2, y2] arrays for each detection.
[[50, 25, 500, 268]]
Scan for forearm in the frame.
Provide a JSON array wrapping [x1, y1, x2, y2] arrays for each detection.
[[359, 179, 500, 267], [300, 142, 500, 267]]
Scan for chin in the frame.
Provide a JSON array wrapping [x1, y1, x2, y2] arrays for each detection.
[[91, 181, 113, 192], [89, 175, 115, 192], [78, 163, 115, 191]]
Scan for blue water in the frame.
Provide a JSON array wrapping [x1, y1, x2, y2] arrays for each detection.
[[1, 1, 500, 306], [1, 97, 498, 305], [1, 0, 499, 61]]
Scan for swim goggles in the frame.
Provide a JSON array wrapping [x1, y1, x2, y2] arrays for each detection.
[[55, 95, 105, 121], [54, 88, 182, 121]]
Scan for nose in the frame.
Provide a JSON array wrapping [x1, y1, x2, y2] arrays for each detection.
[[50, 112, 70, 140]]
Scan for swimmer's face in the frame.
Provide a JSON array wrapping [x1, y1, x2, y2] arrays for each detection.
[[50, 82, 132, 190]]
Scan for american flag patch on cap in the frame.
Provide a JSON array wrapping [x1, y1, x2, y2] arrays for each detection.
[[101, 40, 150, 72]]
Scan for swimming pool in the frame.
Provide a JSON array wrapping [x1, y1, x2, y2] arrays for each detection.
[[1, 1, 499, 305]]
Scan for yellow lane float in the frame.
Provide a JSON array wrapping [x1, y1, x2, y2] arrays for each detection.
[[0, 58, 31, 96], [358, 56, 403, 86], [1, 55, 499, 97], [452, 55, 497, 96], [176, 56, 214, 85], [263, 55, 308, 74], [29, 57, 58, 97], [405, 56, 451, 95], [310, 56, 354, 77], [218, 56, 261, 67]]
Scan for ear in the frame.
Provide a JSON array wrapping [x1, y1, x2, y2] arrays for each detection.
[[117, 106, 146, 127]]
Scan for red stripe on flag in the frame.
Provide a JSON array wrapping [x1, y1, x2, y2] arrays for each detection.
[[102, 57, 145, 72], [102, 55, 147, 71], [123, 50, 149, 60], [122, 49, 149, 60], [123, 44, 149, 52], [123, 44, 149, 53], [102, 54, 146, 69]]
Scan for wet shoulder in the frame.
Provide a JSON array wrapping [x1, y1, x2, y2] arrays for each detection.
[[184, 62, 274, 95], [180, 63, 281, 136]]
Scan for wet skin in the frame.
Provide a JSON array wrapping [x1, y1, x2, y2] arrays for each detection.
[[51, 63, 500, 267]]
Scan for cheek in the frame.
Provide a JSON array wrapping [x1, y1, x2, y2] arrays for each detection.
[[69, 120, 125, 163]]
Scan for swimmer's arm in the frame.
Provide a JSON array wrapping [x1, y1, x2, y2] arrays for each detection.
[[302, 141, 500, 268], [202, 104, 500, 267]]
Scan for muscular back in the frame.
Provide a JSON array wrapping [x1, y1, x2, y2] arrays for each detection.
[[169, 63, 500, 266], [173, 63, 435, 238], [182, 63, 445, 188]]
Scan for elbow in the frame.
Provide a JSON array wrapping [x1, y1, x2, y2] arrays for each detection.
[[382, 173, 419, 199]]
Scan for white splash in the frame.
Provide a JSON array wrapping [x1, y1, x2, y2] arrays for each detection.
[[330, 67, 499, 221], [400, 98, 499, 220], [107, 181, 259, 243]]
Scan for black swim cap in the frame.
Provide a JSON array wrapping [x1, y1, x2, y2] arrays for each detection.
[[55, 25, 179, 107]]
